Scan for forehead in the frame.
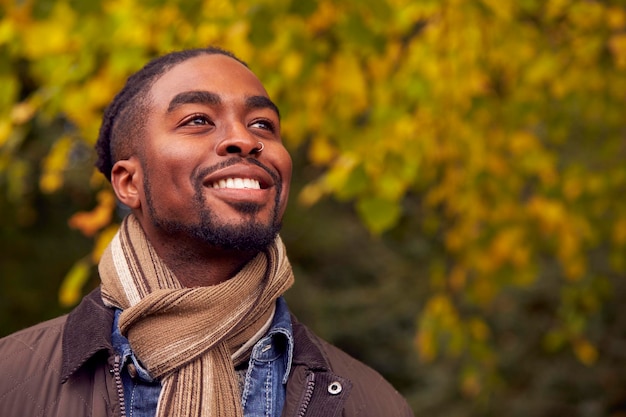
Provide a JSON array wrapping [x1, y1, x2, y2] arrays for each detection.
[[148, 54, 269, 106]]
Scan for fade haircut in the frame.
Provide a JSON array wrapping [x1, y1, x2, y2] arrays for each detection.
[[94, 47, 248, 181]]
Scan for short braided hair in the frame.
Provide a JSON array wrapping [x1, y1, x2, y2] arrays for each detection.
[[95, 47, 248, 181]]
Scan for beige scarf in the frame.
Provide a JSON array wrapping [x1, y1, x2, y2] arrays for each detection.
[[99, 214, 294, 417]]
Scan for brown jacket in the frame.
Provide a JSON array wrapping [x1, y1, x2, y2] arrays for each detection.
[[0, 289, 413, 416]]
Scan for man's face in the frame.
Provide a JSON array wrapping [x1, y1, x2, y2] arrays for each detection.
[[133, 54, 292, 251]]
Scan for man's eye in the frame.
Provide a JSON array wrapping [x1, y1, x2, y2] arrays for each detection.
[[250, 119, 275, 132], [184, 114, 211, 126]]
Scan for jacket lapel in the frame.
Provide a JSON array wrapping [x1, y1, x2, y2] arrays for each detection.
[[61, 288, 114, 383]]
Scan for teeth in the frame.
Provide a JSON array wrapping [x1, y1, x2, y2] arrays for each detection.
[[212, 178, 261, 190]]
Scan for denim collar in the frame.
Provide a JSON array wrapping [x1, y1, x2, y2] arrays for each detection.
[[248, 296, 294, 384]]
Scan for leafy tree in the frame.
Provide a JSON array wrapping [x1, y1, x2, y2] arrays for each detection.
[[1, 0, 626, 415]]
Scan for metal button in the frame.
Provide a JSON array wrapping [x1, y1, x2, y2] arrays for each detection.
[[127, 363, 138, 379], [328, 381, 342, 395]]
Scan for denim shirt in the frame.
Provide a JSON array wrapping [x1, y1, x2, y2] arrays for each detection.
[[111, 297, 294, 417]]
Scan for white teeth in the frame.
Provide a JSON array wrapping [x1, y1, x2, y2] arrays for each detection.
[[212, 178, 261, 190]]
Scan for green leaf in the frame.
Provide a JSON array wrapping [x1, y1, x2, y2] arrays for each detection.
[[356, 196, 401, 234], [336, 163, 368, 201], [288, 0, 317, 17], [340, 13, 386, 53], [248, 5, 275, 48]]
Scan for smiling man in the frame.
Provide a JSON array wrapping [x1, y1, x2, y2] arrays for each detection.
[[0, 48, 413, 417]]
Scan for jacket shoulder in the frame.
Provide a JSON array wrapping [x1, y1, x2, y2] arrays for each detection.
[[0, 316, 68, 416], [293, 320, 414, 416], [0, 290, 118, 417], [0, 315, 68, 366]]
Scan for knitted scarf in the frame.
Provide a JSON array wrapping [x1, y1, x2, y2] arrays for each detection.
[[99, 214, 294, 417]]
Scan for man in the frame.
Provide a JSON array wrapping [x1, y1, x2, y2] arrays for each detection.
[[0, 47, 413, 417]]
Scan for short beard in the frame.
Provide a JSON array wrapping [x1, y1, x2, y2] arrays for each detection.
[[143, 159, 283, 252]]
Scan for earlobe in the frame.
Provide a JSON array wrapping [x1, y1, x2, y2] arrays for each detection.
[[111, 158, 142, 209]]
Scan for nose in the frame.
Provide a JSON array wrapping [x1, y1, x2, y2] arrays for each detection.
[[216, 123, 260, 156]]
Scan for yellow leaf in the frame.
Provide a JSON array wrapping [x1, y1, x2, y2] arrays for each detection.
[[573, 338, 598, 366], [0, 119, 11, 148], [606, 6, 626, 29], [415, 329, 437, 362], [609, 33, 626, 69], [508, 131, 539, 156], [306, 1, 337, 33], [563, 258, 586, 281], [449, 266, 467, 292], [308, 135, 337, 166], [68, 190, 116, 237], [488, 227, 524, 268], [461, 366, 482, 398], [329, 53, 368, 113], [480, 0, 514, 21], [324, 154, 358, 192], [92, 224, 120, 263], [281, 52, 303, 80], [468, 318, 490, 342], [613, 217, 626, 246], [545, 0, 570, 20], [527, 196, 566, 234], [59, 257, 92, 307], [39, 136, 73, 194], [21, 3, 77, 58], [196, 23, 221, 45], [0, 18, 16, 45], [11, 100, 37, 124]]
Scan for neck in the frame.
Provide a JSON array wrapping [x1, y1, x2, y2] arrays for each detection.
[[138, 219, 260, 287], [161, 244, 259, 287]]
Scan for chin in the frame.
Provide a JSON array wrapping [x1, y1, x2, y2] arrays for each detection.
[[191, 217, 282, 252]]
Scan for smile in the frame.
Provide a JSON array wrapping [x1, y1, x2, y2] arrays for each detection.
[[211, 178, 261, 190]]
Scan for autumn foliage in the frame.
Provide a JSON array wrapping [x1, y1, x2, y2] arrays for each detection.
[[1, 0, 626, 415]]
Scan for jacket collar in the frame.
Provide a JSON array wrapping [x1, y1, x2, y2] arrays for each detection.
[[61, 288, 114, 382], [290, 315, 331, 371], [284, 316, 353, 417]]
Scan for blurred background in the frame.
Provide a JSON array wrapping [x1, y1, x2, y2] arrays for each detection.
[[1, 0, 626, 415]]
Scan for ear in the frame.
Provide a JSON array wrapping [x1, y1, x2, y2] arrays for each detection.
[[111, 158, 142, 209]]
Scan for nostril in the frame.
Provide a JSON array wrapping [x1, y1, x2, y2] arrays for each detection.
[[226, 145, 242, 153]]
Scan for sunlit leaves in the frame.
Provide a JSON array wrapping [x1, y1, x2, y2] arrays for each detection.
[[40, 135, 73, 193]]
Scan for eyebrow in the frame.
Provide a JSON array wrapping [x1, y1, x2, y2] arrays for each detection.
[[167, 91, 220, 112], [246, 95, 281, 119], [167, 90, 280, 119]]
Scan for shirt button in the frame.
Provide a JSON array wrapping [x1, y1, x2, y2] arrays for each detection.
[[127, 363, 138, 379], [328, 381, 343, 395]]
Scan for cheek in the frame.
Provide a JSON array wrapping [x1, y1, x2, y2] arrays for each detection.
[[145, 145, 198, 187], [141, 155, 192, 209]]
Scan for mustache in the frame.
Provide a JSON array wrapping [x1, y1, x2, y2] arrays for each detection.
[[192, 157, 281, 188]]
